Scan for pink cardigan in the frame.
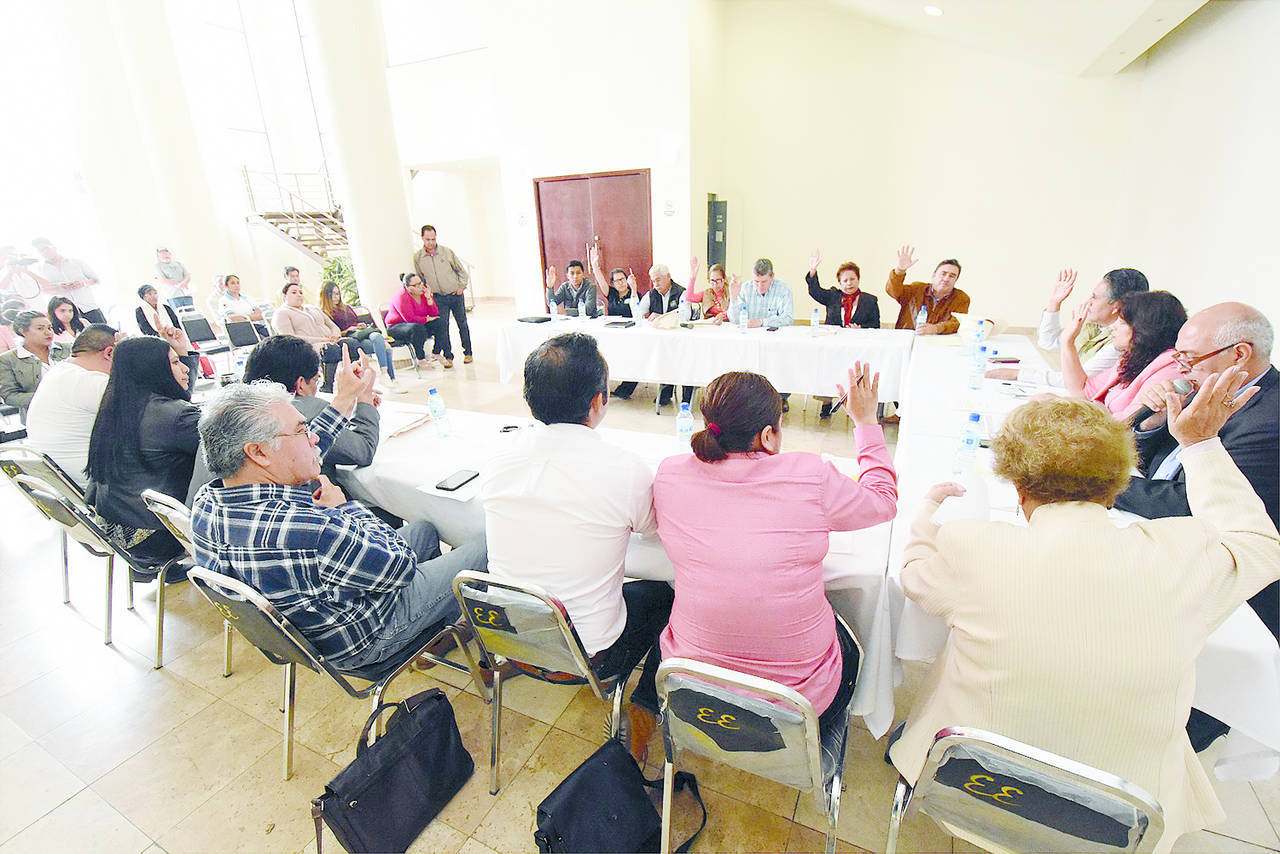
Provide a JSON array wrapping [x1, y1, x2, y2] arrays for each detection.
[[653, 426, 897, 713], [1084, 349, 1181, 420], [385, 289, 439, 326]]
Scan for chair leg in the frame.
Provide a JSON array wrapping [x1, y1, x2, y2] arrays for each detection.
[[222, 620, 233, 677], [886, 776, 912, 854], [103, 554, 114, 645], [280, 666, 288, 713], [489, 665, 503, 795], [126, 575, 134, 610], [609, 684, 625, 740], [153, 570, 167, 669], [282, 662, 296, 781], [825, 769, 843, 854], [60, 530, 70, 604], [660, 760, 675, 854]]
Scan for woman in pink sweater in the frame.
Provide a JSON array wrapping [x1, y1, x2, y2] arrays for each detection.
[[653, 365, 898, 732], [1062, 290, 1186, 420], [271, 282, 362, 392], [384, 274, 445, 365]]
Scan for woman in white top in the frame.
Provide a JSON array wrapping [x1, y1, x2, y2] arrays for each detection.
[[271, 282, 361, 392], [889, 374, 1280, 853]]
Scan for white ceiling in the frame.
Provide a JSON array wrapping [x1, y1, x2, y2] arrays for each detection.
[[826, 0, 1208, 76]]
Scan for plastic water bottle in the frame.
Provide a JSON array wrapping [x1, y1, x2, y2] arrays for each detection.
[[914, 305, 929, 330], [811, 306, 822, 336], [234, 351, 246, 378], [676, 403, 695, 445], [953, 412, 982, 475], [577, 297, 587, 319], [427, 387, 450, 438], [738, 304, 750, 334], [968, 345, 988, 390]]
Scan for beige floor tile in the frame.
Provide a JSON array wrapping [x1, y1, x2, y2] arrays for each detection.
[[664, 749, 801, 820], [37, 670, 217, 782], [792, 726, 955, 854], [157, 743, 338, 854], [0, 618, 103, 698], [292, 670, 461, 767], [1252, 775, 1280, 840], [1201, 745, 1280, 849], [0, 788, 151, 854], [469, 728, 599, 854], [552, 683, 615, 742], [163, 629, 273, 698], [297, 819, 469, 854], [456, 838, 501, 854], [467, 673, 579, 727], [105, 581, 226, 667], [784, 820, 873, 853], [1171, 829, 1280, 853], [437, 691, 554, 837], [0, 742, 86, 843], [219, 661, 349, 735], [92, 701, 277, 839], [672, 786, 794, 854], [0, 712, 30, 762]]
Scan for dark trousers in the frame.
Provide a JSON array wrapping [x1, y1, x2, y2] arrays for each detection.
[[817, 618, 860, 735], [658, 385, 695, 406], [82, 308, 107, 325], [613, 381, 638, 399], [591, 580, 674, 713], [435, 293, 472, 358], [388, 320, 444, 361], [319, 338, 362, 391]]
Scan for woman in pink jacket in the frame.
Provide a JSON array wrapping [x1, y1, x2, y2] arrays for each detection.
[[652, 365, 898, 733], [384, 273, 445, 366], [1062, 290, 1186, 420]]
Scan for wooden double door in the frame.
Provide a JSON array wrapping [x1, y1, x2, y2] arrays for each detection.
[[534, 169, 652, 308]]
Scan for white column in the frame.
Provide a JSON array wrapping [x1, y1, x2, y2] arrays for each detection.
[[298, 0, 414, 310]]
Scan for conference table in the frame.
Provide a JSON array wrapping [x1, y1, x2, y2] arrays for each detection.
[[496, 314, 915, 400], [336, 329, 1280, 780]]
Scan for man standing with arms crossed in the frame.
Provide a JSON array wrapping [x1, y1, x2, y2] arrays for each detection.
[[413, 225, 472, 368]]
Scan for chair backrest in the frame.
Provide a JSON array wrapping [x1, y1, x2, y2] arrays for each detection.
[[909, 727, 1164, 854], [224, 319, 261, 348], [352, 306, 375, 325], [180, 315, 219, 344], [167, 296, 195, 311], [0, 445, 111, 555], [187, 565, 341, 674], [452, 570, 610, 695], [656, 657, 825, 792], [141, 488, 196, 559]]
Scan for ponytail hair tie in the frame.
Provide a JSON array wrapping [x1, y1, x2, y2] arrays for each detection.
[[707, 423, 722, 436]]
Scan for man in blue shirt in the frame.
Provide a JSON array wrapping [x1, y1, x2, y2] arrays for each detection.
[[729, 258, 796, 410], [190, 353, 487, 671]]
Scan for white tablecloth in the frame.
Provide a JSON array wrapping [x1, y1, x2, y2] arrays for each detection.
[[883, 334, 1280, 780], [336, 404, 896, 730], [496, 316, 914, 400]]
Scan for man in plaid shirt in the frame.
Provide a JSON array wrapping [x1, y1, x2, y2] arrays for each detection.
[[190, 353, 487, 671]]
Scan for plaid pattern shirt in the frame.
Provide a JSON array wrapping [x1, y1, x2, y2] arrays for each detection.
[[728, 278, 794, 328], [191, 405, 417, 664]]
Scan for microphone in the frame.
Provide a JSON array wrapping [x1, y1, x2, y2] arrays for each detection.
[[1172, 378, 1193, 395]]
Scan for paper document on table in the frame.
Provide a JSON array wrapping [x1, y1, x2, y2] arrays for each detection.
[[386, 411, 434, 439]]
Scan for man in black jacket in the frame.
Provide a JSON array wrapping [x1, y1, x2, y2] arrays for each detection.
[[1117, 302, 1278, 641]]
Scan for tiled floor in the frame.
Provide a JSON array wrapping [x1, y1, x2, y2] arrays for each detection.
[[1, 300, 1278, 852]]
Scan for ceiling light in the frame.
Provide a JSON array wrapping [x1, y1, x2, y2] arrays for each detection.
[[923, 5, 943, 16]]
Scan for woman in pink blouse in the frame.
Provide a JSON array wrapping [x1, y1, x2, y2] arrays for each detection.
[[1062, 290, 1186, 420], [384, 274, 445, 366], [653, 365, 898, 732], [682, 259, 735, 323]]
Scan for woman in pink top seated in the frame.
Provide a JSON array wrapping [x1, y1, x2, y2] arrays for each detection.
[[653, 365, 898, 732], [1062, 290, 1186, 420], [682, 258, 734, 322], [384, 273, 444, 364]]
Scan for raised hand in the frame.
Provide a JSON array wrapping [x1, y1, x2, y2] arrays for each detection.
[[159, 324, 191, 355], [545, 266, 557, 291], [895, 245, 917, 273], [925, 482, 967, 504], [1062, 301, 1089, 343], [809, 248, 821, 274], [690, 256, 700, 282], [1047, 268, 1078, 312], [626, 270, 639, 292], [835, 361, 880, 427], [312, 475, 347, 508], [589, 245, 600, 268], [728, 273, 742, 299], [1167, 365, 1261, 447]]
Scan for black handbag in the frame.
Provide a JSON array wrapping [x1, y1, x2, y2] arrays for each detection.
[[311, 689, 473, 853], [534, 738, 706, 854]]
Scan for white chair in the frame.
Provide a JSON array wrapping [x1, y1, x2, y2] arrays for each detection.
[[886, 727, 1165, 854]]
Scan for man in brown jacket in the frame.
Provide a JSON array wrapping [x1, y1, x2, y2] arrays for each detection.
[[412, 225, 471, 367], [885, 244, 970, 335]]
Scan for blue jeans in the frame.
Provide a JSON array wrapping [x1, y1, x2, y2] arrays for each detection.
[[355, 331, 395, 380], [339, 521, 488, 670]]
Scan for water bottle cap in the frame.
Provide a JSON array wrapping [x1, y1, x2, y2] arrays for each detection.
[[680, 402, 690, 412], [428, 387, 439, 395], [968, 412, 981, 422]]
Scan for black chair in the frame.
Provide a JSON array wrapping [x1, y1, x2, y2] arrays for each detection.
[[188, 566, 486, 779], [179, 314, 232, 373]]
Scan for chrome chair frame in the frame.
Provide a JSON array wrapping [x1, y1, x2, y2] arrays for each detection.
[[886, 726, 1165, 854], [141, 489, 233, 678], [188, 565, 486, 780], [377, 305, 423, 377], [452, 570, 626, 795]]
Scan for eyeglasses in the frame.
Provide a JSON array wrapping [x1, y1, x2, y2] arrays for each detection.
[[274, 424, 314, 439], [1172, 342, 1242, 371]]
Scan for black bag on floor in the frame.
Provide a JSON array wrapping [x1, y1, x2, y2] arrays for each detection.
[[533, 737, 706, 853], [311, 688, 473, 853]]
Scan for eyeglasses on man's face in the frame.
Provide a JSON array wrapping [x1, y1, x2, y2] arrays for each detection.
[[275, 423, 314, 439], [1172, 342, 1242, 371]]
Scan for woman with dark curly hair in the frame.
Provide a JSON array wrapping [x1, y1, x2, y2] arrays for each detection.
[[47, 296, 86, 345], [1061, 290, 1186, 419]]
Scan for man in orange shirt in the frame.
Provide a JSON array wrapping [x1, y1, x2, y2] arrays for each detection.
[[885, 244, 970, 335]]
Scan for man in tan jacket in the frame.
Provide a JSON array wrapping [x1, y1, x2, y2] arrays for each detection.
[[886, 244, 970, 334], [412, 225, 471, 367]]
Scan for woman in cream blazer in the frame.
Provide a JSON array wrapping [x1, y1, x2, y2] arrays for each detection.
[[889, 370, 1280, 852]]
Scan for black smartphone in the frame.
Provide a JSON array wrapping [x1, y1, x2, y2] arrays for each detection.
[[436, 469, 479, 491], [605, 320, 635, 328]]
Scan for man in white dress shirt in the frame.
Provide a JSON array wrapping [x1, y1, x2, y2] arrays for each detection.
[[25, 325, 116, 487], [479, 332, 673, 763]]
